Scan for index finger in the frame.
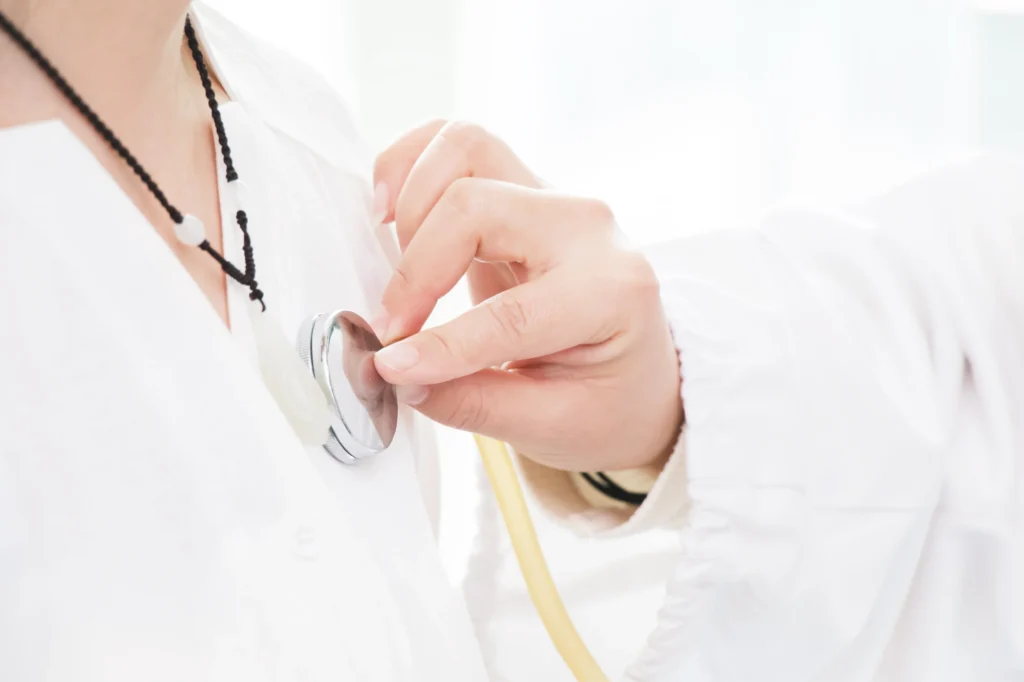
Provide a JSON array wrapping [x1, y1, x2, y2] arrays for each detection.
[[392, 122, 541, 250], [375, 268, 613, 386]]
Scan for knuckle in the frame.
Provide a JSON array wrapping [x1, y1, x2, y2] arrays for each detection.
[[441, 120, 490, 158], [390, 261, 441, 306], [443, 177, 479, 220], [375, 119, 448, 178], [446, 383, 488, 431], [615, 251, 660, 299], [391, 262, 418, 295], [485, 295, 532, 342], [422, 328, 459, 361], [580, 197, 616, 230]]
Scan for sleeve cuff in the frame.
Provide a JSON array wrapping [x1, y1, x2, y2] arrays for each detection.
[[514, 312, 690, 539], [512, 228, 777, 538], [514, 433, 688, 539]]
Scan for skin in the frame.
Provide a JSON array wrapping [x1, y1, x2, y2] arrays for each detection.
[[372, 120, 683, 473], [0, 2, 684, 474], [0, 0, 232, 325]]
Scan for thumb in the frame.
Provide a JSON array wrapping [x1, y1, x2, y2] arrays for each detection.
[[373, 119, 447, 224], [395, 368, 584, 449]]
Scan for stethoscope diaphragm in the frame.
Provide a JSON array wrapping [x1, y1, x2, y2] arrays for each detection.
[[297, 310, 398, 464]]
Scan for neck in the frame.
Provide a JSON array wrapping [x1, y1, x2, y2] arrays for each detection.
[[0, 0, 202, 130]]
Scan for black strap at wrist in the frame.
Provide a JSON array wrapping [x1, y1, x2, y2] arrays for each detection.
[[580, 472, 648, 507]]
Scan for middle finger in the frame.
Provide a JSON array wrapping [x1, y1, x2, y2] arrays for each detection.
[[380, 179, 586, 341], [393, 121, 542, 250]]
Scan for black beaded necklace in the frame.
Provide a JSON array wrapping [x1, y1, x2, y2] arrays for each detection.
[[0, 12, 266, 310]]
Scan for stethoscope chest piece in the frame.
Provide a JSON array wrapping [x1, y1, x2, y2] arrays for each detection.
[[297, 310, 398, 464]]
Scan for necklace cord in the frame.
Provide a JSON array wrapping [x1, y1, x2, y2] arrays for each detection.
[[183, 18, 236, 183], [0, 11, 184, 224], [0, 11, 266, 310]]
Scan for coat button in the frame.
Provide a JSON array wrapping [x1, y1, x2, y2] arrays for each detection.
[[291, 525, 320, 561]]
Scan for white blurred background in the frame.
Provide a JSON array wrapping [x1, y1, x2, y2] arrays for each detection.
[[205, 1, 1024, 679]]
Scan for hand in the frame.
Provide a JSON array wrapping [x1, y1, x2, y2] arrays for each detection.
[[371, 120, 682, 472]]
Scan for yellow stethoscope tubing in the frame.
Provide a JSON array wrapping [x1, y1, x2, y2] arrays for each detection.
[[474, 434, 610, 682]]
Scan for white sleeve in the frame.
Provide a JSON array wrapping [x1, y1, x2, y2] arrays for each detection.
[[517, 155, 1024, 678], [519, 154, 1024, 542]]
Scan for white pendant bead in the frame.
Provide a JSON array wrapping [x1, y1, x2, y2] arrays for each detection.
[[175, 214, 206, 246], [228, 179, 251, 215], [248, 302, 332, 446]]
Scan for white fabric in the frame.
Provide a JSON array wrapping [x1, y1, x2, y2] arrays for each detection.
[[618, 155, 1024, 681], [516, 445, 688, 538], [4, 3, 1024, 681], [513, 152, 1024, 680], [0, 4, 483, 681]]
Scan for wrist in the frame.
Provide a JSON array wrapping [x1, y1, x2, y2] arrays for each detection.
[[641, 334, 684, 472]]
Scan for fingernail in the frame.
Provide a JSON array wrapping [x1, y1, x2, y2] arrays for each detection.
[[372, 182, 389, 226], [370, 310, 390, 341], [375, 341, 420, 373], [396, 384, 429, 406]]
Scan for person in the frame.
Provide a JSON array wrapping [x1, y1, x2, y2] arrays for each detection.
[[371, 123, 1024, 681], [0, 3, 1021, 682], [1, 3, 487, 680]]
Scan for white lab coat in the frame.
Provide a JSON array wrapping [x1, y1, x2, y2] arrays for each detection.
[[532, 156, 1024, 681], [1, 4, 1022, 682], [0, 5, 481, 681]]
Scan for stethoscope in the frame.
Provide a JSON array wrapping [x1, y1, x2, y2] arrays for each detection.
[[296, 310, 398, 464], [296, 310, 609, 682]]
